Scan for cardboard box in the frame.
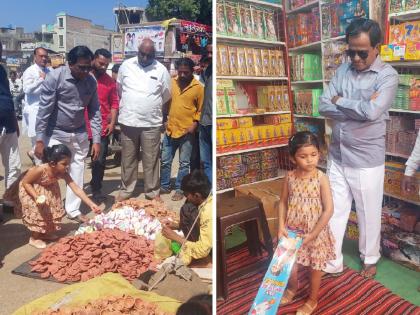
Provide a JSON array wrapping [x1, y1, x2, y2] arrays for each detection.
[[217, 118, 238, 130], [235, 177, 285, 239], [238, 117, 253, 128]]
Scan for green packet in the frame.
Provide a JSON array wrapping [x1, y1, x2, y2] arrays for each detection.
[[171, 241, 181, 254]]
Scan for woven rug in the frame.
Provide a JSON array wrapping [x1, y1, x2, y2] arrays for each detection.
[[217, 246, 420, 315]]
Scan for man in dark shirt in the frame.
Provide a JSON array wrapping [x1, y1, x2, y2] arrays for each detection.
[[199, 45, 212, 185], [0, 40, 22, 216]]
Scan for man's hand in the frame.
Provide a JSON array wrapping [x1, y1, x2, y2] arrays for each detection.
[[104, 123, 115, 136], [91, 143, 101, 161], [39, 71, 46, 80], [401, 175, 417, 195], [186, 121, 198, 135], [331, 96, 341, 105], [161, 225, 183, 243], [34, 141, 45, 159]]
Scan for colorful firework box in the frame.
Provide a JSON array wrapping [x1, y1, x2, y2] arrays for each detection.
[[249, 231, 303, 315]]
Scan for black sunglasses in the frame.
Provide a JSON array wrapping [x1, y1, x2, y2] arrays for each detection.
[[346, 49, 369, 60]]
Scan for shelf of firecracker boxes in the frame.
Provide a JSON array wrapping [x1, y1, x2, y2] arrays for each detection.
[[216, 113, 292, 154], [217, 80, 291, 117]]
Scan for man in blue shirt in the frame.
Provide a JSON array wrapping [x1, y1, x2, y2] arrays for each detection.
[[319, 19, 398, 279], [0, 40, 22, 217]]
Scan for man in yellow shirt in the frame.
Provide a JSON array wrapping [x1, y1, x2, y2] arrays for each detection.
[[161, 170, 212, 266], [161, 58, 204, 201]]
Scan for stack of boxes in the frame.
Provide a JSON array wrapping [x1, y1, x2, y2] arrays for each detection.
[[217, 1, 278, 42], [321, 0, 369, 39], [384, 161, 420, 203], [216, 114, 292, 153], [381, 200, 420, 271], [217, 45, 286, 77], [386, 116, 418, 156], [217, 149, 281, 190], [216, 80, 238, 115], [390, 0, 420, 12], [290, 54, 322, 81], [293, 89, 323, 116], [287, 8, 321, 48], [256, 85, 291, 112]]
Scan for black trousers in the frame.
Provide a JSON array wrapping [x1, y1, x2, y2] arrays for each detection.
[[90, 136, 109, 193]]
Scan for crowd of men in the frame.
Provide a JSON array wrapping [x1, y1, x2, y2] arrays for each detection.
[[0, 38, 213, 224]]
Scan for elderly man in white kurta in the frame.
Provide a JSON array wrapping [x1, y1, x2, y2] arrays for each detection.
[[116, 39, 171, 202], [22, 47, 49, 164]]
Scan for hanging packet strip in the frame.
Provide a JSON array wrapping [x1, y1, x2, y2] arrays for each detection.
[[249, 230, 303, 315]]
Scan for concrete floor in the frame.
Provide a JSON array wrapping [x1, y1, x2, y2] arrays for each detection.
[[0, 123, 185, 314]]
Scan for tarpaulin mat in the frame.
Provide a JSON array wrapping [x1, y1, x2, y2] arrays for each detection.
[[13, 272, 181, 315]]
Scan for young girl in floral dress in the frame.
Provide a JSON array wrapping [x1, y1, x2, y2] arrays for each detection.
[[278, 131, 335, 315], [4, 144, 101, 249]]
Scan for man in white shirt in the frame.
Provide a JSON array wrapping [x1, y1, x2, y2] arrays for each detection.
[[22, 47, 49, 164], [9, 71, 23, 118], [116, 39, 171, 202], [402, 130, 420, 195]]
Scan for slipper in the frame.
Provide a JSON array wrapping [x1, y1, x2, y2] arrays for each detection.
[[360, 263, 377, 279], [171, 191, 184, 201], [29, 238, 47, 249], [296, 300, 318, 315], [280, 289, 296, 304]]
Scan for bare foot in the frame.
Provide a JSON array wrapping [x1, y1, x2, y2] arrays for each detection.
[[296, 298, 318, 315], [29, 237, 47, 249], [360, 263, 377, 279]]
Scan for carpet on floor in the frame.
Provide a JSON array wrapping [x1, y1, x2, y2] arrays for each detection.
[[217, 246, 420, 315]]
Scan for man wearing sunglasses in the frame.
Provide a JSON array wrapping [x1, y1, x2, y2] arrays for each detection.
[[319, 18, 398, 279], [34, 45, 102, 223]]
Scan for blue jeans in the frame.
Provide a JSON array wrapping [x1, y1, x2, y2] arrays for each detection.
[[199, 124, 212, 186], [160, 133, 193, 192]]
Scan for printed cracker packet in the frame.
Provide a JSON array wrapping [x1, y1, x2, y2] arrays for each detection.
[[225, 2, 241, 37], [240, 4, 254, 38], [217, 2, 228, 35], [249, 230, 303, 315], [252, 6, 265, 39]]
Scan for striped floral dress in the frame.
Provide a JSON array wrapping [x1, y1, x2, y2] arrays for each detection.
[[286, 169, 335, 270]]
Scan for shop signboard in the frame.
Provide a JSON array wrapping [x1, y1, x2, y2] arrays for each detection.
[[124, 26, 165, 57]]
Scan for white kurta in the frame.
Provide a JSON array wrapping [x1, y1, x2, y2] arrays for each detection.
[[22, 63, 49, 138]]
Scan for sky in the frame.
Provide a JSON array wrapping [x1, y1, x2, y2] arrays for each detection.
[[0, 0, 148, 32]]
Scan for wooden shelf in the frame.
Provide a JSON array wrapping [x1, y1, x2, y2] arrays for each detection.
[[217, 76, 288, 81], [386, 152, 410, 159], [288, 41, 321, 52], [243, 0, 283, 9], [384, 192, 420, 206], [217, 35, 286, 47], [389, 9, 420, 21], [293, 114, 325, 119], [386, 61, 420, 68], [286, 0, 319, 14], [216, 143, 288, 157], [389, 109, 420, 114], [217, 111, 291, 118], [217, 175, 285, 194]]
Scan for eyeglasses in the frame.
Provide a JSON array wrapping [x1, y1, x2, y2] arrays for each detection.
[[75, 64, 92, 72], [346, 49, 369, 60]]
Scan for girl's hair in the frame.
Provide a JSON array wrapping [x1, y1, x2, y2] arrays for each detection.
[[176, 294, 212, 315], [288, 131, 320, 156], [42, 144, 72, 164]]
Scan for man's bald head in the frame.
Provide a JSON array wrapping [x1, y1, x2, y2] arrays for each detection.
[[138, 38, 156, 67]]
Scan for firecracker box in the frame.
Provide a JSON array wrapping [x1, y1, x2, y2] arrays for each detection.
[[384, 162, 420, 203], [217, 118, 239, 130], [238, 117, 253, 128]]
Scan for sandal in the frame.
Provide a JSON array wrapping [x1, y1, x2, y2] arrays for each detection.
[[360, 263, 377, 279], [171, 191, 184, 201], [29, 238, 47, 249], [296, 300, 318, 315], [280, 289, 296, 304]]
